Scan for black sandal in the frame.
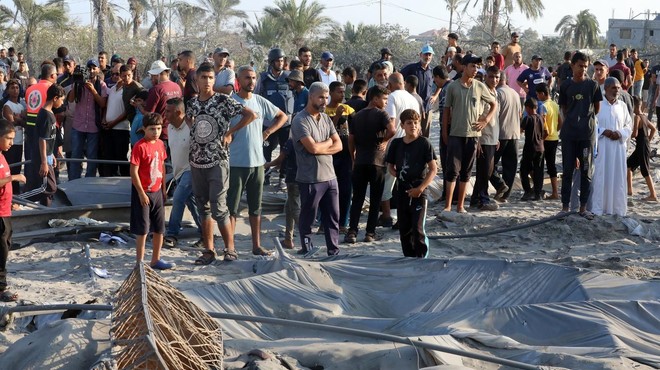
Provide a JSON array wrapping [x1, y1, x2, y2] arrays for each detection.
[[194, 250, 216, 265]]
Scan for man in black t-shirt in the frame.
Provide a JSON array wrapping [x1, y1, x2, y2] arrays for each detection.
[[345, 86, 395, 244], [558, 52, 603, 217], [298, 46, 321, 88]]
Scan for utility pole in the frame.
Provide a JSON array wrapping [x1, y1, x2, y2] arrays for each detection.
[[380, 0, 382, 26]]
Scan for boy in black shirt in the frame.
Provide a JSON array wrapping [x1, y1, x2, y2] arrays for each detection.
[[520, 97, 547, 201], [386, 109, 437, 258]]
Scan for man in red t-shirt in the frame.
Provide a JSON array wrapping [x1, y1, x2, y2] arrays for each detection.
[[145, 60, 182, 142], [0, 120, 27, 301], [609, 51, 632, 90], [491, 41, 504, 70]]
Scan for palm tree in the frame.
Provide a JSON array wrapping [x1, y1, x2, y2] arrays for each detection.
[[116, 16, 133, 38], [554, 10, 600, 49], [92, 0, 123, 52], [464, 0, 544, 39], [0, 0, 67, 67], [196, 0, 247, 32], [128, 0, 149, 39], [264, 0, 335, 48], [446, 0, 464, 33], [245, 14, 283, 48], [144, 0, 168, 59], [174, 2, 205, 37]]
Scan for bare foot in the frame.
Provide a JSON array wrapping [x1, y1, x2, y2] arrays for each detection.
[[641, 196, 658, 202]]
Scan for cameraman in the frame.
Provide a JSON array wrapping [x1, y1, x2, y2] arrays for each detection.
[[67, 59, 107, 180]]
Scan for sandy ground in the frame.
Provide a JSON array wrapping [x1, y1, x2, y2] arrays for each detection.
[[0, 119, 659, 368]]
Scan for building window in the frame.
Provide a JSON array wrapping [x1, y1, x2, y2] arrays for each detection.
[[650, 30, 655, 37], [620, 28, 632, 39]]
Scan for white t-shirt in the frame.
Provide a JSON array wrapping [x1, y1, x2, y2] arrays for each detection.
[[386, 90, 420, 138], [318, 69, 337, 85], [3, 99, 25, 144], [106, 86, 130, 130], [167, 122, 191, 180], [214, 68, 235, 92]]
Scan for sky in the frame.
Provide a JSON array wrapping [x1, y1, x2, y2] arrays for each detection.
[[14, 0, 660, 38]]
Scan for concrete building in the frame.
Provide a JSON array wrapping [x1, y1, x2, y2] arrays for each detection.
[[607, 13, 660, 50]]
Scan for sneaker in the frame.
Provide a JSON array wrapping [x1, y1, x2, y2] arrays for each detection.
[[377, 216, 393, 228], [339, 226, 348, 234], [391, 221, 399, 230], [363, 232, 377, 242], [478, 203, 499, 211], [344, 230, 357, 244], [494, 185, 509, 199], [151, 260, 176, 270]]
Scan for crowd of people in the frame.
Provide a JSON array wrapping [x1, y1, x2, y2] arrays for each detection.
[[0, 34, 659, 301]]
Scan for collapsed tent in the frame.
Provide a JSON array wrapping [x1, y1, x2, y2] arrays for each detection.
[[185, 253, 660, 370]]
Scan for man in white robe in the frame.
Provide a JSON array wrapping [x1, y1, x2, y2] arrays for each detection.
[[591, 77, 632, 216]]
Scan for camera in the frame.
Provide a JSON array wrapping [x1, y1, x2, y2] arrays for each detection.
[[72, 65, 91, 84]]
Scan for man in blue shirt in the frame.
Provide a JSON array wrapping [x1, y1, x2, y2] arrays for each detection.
[[287, 70, 308, 115], [229, 65, 288, 256], [400, 45, 435, 137], [517, 55, 552, 100]]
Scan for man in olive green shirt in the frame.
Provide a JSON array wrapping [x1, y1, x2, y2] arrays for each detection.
[[441, 54, 498, 213]]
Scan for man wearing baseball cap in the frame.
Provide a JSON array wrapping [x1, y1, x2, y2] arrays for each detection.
[[318, 51, 337, 85], [503, 32, 522, 68], [212, 47, 234, 95], [367, 48, 395, 80], [593, 59, 609, 93], [145, 60, 182, 142], [517, 54, 552, 100], [401, 44, 435, 137]]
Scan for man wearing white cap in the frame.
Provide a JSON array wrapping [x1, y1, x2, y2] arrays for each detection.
[[401, 45, 435, 137], [145, 60, 182, 143]]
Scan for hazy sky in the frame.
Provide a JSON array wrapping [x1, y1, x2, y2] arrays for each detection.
[[53, 0, 660, 38]]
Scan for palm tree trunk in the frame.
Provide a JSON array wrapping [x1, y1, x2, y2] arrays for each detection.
[[449, 8, 454, 33], [95, 0, 107, 52], [132, 14, 141, 39], [490, 0, 501, 39]]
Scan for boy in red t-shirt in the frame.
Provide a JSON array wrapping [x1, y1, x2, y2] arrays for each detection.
[[129, 113, 174, 270], [0, 120, 27, 301]]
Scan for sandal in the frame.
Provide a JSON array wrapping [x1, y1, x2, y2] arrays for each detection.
[[0, 290, 18, 302], [163, 236, 177, 248], [194, 250, 216, 265], [579, 211, 595, 220], [223, 249, 238, 261], [252, 246, 273, 256]]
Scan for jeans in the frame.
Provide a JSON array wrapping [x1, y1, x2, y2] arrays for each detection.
[[167, 171, 201, 237], [70, 128, 99, 180], [285, 182, 300, 241]]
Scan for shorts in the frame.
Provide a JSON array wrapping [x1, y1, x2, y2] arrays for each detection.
[[191, 163, 230, 226], [130, 187, 166, 235], [227, 166, 264, 216], [445, 136, 478, 182]]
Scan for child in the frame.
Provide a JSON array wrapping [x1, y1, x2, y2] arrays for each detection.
[[627, 96, 657, 201], [129, 112, 174, 270], [129, 90, 149, 147], [0, 119, 26, 301], [536, 83, 562, 199], [26, 84, 64, 206], [265, 138, 298, 249], [520, 97, 547, 201], [386, 109, 437, 258]]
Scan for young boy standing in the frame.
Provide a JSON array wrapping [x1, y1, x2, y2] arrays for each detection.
[[520, 97, 547, 201], [386, 109, 437, 258], [129, 112, 174, 270], [0, 120, 26, 301], [536, 83, 562, 200]]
